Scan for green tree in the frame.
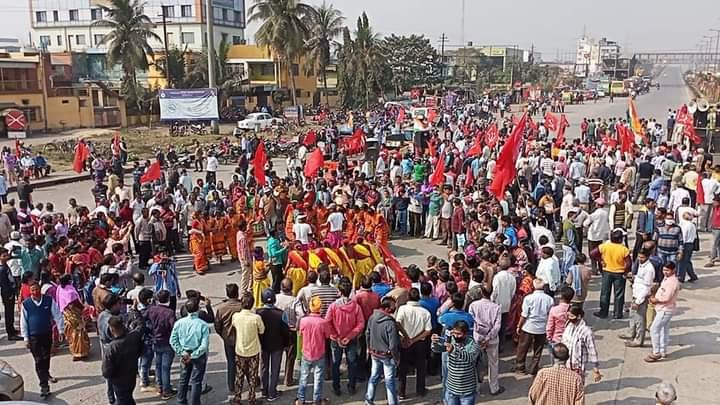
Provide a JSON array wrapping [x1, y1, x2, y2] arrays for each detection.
[[93, 0, 162, 108], [248, 0, 315, 106], [156, 47, 188, 88], [382, 34, 440, 96], [304, 2, 344, 106], [336, 13, 387, 108]]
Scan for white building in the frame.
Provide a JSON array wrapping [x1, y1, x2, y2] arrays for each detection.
[[29, 0, 245, 53], [575, 36, 600, 78]]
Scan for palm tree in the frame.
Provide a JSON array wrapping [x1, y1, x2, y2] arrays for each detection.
[[248, 0, 315, 106], [93, 0, 162, 98], [304, 2, 344, 106], [351, 12, 384, 108]]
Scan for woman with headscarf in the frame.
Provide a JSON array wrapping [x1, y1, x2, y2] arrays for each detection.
[[56, 274, 90, 360]]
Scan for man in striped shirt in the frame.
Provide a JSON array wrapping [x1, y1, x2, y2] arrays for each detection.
[[431, 320, 480, 405]]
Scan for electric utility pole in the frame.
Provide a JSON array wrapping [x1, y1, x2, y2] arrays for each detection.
[[206, 0, 219, 134]]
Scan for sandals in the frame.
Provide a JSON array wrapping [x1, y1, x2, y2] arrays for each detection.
[[644, 353, 662, 363]]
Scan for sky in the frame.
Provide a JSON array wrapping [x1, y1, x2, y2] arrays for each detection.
[[4, 0, 720, 60]]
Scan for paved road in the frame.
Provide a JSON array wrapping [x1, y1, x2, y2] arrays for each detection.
[[2, 66, 717, 405], [555, 65, 693, 136]]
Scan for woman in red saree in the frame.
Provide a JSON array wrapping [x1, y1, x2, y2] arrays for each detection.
[[189, 212, 209, 274], [507, 264, 535, 342]]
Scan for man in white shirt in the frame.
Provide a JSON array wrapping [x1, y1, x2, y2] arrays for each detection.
[[536, 246, 561, 294], [623, 248, 656, 347], [491, 267, 516, 351], [293, 215, 313, 246], [699, 173, 720, 231], [205, 153, 219, 185], [326, 206, 344, 248], [584, 198, 610, 273], [395, 288, 432, 398], [678, 212, 699, 282]]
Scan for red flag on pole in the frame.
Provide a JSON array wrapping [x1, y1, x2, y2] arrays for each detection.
[[426, 140, 436, 158], [554, 114, 570, 147], [488, 113, 528, 200], [484, 124, 499, 148], [466, 135, 483, 157], [303, 130, 317, 146], [252, 141, 268, 186], [303, 148, 324, 178], [72, 141, 90, 174], [140, 160, 162, 184], [544, 112, 559, 131], [464, 165, 474, 188], [378, 242, 411, 289], [697, 176, 706, 206], [428, 153, 446, 186], [112, 133, 121, 156], [14, 140, 21, 157]]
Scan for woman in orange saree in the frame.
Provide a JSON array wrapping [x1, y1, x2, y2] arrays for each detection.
[[210, 212, 227, 263], [189, 212, 209, 274], [372, 210, 391, 246], [225, 208, 241, 261]]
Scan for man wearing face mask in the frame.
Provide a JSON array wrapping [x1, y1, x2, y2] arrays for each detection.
[[20, 282, 64, 398], [655, 213, 684, 265], [431, 320, 481, 405], [561, 306, 602, 383]]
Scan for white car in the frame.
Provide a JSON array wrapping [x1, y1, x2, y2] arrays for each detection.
[[237, 113, 280, 131]]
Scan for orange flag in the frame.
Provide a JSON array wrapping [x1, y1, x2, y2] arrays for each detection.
[[488, 113, 528, 200], [72, 141, 90, 174], [253, 141, 268, 186], [428, 153, 446, 186], [140, 160, 162, 184], [304, 148, 324, 178]]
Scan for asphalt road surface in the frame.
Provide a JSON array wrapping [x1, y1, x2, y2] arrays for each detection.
[[2, 65, 717, 405]]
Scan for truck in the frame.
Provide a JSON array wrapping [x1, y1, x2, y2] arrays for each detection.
[[610, 81, 628, 97]]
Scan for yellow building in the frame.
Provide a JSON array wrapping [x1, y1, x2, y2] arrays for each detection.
[[225, 44, 318, 110], [0, 49, 126, 135]]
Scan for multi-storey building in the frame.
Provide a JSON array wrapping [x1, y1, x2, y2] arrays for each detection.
[[29, 0, 245, 53]]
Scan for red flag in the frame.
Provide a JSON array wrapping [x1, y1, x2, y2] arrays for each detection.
[[484, 124, 499, 148], [510, 114, 520, 127], [544, 112, 559, 131], [488, 113, 528, 200], [303, 148, 324, 178], [396, 108, 406, 125], [697, 176, 706, 205], [466, 135, 483, 157], [378, 242, 411, 289], [253, 141, 268, 186], [427, 108, 437, 124], [140, 160, 162, 184], [14, 140, 21, 157], [528, 117, 539, 132], [303, 130, 317, 146], [617, 124, 635, 153], [428, 153, 446, 186], [464, 165, 474, 188], [554, 114, 570, 147], [72, 141, 90, 174]]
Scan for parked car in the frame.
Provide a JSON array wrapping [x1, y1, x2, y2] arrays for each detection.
[[236, 113, 281, 131], [0, 360, 24, 401]]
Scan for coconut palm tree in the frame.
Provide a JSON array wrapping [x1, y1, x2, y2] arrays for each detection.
[[93, 0, 162, 98], [304, 2, 344, 106], [350, 12, 384, 108], [248, 0, 315, 106]]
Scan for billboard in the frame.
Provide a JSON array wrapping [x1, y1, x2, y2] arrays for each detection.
[[159, 88, 219, 121]]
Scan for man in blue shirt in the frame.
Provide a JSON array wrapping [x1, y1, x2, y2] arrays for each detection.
[[171, 298, 210, 405], [370, 271, 393, 298]]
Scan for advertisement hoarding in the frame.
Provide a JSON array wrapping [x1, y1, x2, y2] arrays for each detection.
[[159, 88, 219, 121]]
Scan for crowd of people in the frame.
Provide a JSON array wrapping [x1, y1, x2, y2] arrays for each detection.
[[0, 92, 702, 405]]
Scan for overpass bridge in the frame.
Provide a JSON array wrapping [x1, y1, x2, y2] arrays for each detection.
[[633, 51, 717, 66]]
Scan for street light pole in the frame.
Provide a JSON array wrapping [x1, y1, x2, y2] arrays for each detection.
[[206, 0, 219, 134], [159, 8, 170, 85]]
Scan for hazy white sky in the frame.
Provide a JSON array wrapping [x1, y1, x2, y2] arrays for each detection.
[[4, 0, 720, 58]]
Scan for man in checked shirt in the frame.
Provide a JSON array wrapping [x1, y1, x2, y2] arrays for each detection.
[[236, 220, 253, 292]]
